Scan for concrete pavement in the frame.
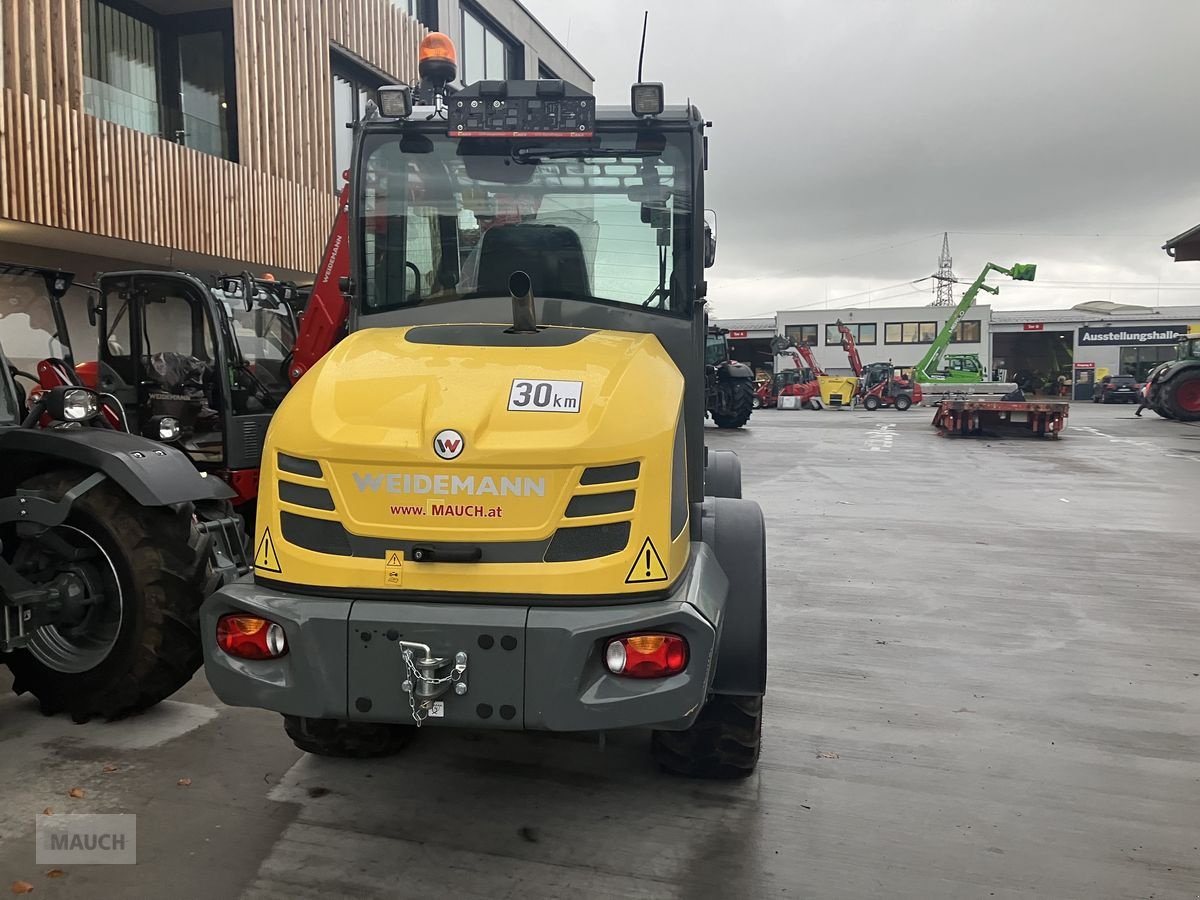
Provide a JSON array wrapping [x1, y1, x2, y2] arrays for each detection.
[[1, 403, 1197, 899]]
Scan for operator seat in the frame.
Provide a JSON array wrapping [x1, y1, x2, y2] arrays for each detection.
[[475, 224, 591, 299]]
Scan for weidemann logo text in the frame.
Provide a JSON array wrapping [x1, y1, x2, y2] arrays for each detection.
[[354, 472, 545, 497]]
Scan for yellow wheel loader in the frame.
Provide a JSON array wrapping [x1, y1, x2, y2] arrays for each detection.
[[200, 35, 768, 778]]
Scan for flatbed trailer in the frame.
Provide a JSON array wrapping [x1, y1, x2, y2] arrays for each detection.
[[932, 398, 1069, 439]]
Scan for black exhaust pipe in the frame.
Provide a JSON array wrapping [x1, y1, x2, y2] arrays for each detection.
[[508, 270, 538, 334]]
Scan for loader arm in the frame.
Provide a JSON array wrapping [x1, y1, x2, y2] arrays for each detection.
[[288, 180, 351, 384], [913, 262, 1009, 382], [794, 343, 826, 377], [836, 319, 863, 377]]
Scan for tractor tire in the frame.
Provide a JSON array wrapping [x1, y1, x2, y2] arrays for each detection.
[[712, 380, 754, 429], [894, 394, 912, 411], [651, 694, 763, 779], [4, 471, 207, 722], [862, 395, 881, 411], [1161, 374, 1200, 422], [284, 716, 416, 758]]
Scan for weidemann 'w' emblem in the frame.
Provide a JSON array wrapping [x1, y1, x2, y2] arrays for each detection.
[[433, 428, 465, 460]]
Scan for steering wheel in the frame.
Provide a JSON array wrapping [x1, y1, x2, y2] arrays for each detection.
[[405, 262, 422, 303], [9, 365, 39, 385]]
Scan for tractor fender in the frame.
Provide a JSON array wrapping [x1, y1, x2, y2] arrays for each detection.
[[0, 428, 235, 507], [719, 361, 754, 381], [700, 497, 767, 696], [703, 448, 742, 499], [1155, 359, 1200, 385]]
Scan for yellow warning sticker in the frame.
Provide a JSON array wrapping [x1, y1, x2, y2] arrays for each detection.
[[625, 537, 668, 584], [255, 529, 282, 573], [384, 549, 403, 587]]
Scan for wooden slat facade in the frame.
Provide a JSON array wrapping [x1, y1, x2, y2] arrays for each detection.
[[0, 0, 423, 273]]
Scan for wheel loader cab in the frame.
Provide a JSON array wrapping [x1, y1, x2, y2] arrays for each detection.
[[201, 64, 768, 778], [95, 271, 295, 473]]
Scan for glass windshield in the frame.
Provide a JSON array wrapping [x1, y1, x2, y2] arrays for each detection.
[[1185, 338, 1200, 360], [358, 130, 694, 315], [215, 294, 297, 395]]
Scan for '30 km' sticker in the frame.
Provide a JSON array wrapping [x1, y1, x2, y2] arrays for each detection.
[[508, 379, 583, 413]]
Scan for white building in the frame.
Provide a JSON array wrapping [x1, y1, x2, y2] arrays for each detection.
[[774, 305, 992, 378]]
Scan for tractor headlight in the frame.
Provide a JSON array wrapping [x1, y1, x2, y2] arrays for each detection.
[[44, 386, 100, 422], [62, 389, 98, 421], [146, 415, 181, 441]]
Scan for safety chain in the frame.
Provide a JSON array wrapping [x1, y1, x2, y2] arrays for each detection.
[[401, 648, 465, 727]]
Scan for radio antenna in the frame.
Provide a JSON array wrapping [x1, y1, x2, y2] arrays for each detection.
[[637, 10, 649, 82]]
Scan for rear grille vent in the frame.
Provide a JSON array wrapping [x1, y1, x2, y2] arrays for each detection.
[[280, 512, 351, 556], [580, 462, 640, 485], [279, 481, 336, 511], [278, 453, 323, 478], [565, 491, 635, 518], [544, 522, 631, 562]]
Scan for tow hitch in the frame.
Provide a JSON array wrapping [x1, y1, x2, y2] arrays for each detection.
[[398, 640, 468, 726]]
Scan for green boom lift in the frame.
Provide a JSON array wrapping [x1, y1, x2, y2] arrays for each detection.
[[914, 262, 1037, 383]]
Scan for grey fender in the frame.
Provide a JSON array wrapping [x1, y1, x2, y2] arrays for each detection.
[[704, 448, 742, 499], [699, 497, 767, 696], [720, 361, 754, 381], [0, 428, 234, 506]]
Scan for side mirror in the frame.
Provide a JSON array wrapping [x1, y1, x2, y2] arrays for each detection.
[[703, 210, 718, 268], [240, 271, 255, 313], [87, 293, 99, 327]]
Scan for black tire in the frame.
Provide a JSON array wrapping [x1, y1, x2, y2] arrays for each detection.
[[1161, 374, 1200, 422], [1152, 404, 1173, 420], [863, 394, 881, 411], [894, 394, 912, 411], [651, 694, 762, 779], [4, 471, 207, 722], [751, 394, 762, 410], [711, 380, 754, 429], [283, 715, 416, 758]]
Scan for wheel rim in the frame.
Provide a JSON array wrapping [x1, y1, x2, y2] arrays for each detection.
[[1177, 379, 1200, 413], [21, 525, 124, 674]]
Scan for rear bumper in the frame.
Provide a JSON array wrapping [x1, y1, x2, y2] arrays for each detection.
[[200, 543, 728, 732]]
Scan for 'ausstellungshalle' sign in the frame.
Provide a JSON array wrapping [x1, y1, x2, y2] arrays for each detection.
[[1077, 324, 1189, 346]]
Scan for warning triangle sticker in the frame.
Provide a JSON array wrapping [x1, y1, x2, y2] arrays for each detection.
[[625, 537, 668, 584], [255, 529, 282, 573], [386, 552, 402, 567]]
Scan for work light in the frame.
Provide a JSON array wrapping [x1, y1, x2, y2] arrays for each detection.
[[631, 82, 664, 117]]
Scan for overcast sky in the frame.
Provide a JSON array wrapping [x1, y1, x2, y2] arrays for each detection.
[[521, 0, 1200, 317]]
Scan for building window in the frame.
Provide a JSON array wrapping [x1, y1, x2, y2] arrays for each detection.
[[538, 62, 559, 79], [82, 0, 162, 137], [81, 0, 237, 161], [392, 0, 436, 27], [1119, 345, 1176, 381], [331, 53, 386, 190], [784, 324, 818, 347], [827, 323, 876, 346], [461, 6, 521, 84], [951, 319, 981, 343], [885, 321, 939, 344]]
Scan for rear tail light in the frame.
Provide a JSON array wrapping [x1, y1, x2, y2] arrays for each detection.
[[216, 614, 288, 660], [604, 634, 688, 678]]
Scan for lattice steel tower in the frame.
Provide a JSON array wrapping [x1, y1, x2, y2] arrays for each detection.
[[932, 232, 955, 306]]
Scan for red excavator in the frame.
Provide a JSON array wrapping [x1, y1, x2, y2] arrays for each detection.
[[835, 319, 922, 411]]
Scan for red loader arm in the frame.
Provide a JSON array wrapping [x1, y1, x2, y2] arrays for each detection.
[[288, 179, 351, 384], [836, 319, 863, 377], [793, 344, 826, 378]]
